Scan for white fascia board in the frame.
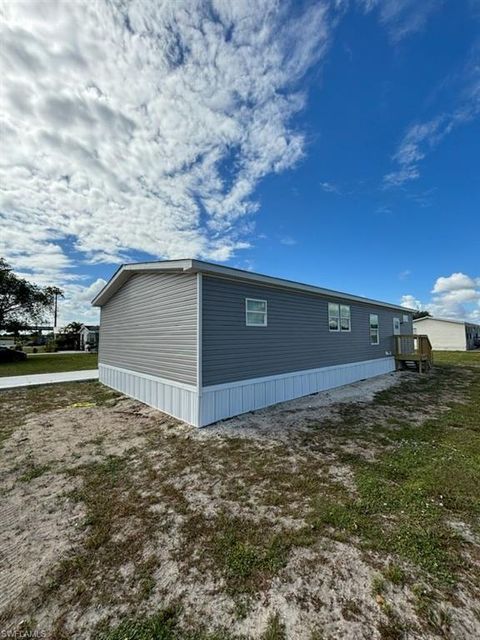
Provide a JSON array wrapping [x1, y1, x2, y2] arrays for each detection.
[[190, 260, 412, 313], [92, 257, 412, 312], [91, 259, 194, 306]]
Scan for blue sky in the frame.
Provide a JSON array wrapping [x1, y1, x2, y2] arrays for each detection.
[[1, 0, 479, 324]]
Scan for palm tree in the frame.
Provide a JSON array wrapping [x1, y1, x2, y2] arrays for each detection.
[[46, 286, 64, 330]]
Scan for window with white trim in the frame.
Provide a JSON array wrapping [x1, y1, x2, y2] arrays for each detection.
[[340, 304, 351, 331], [370, 314, 379, 345], [403, 314, 409, 323], [329, 302, 351, 331], [246, 298, 267, 326], [393, 317, 401, 335]]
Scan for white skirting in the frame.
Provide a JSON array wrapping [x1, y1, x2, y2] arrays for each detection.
[[99, 364, 199, 426], [199, 357, 395, 426], [99, 357, 395, 428]]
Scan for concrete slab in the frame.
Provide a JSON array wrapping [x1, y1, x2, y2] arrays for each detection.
[[0, 370, 99, 390]]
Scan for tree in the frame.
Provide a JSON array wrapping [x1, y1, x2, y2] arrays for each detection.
[[49, 286, 64, 329], [63, 321, 82, 333], [56, 322, 82, 350], [413, 310, 431, 320], [0, 258, 64, 331]]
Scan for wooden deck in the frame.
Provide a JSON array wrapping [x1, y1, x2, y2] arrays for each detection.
[[394, 334, 433, 373]]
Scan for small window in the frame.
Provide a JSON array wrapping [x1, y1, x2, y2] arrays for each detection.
[[328, 303, 339, 331], [340, 304, 351, 331], [246, 298, 267, 326], [393, 317, 401, 335], [329, 303, 351, 332], [370, 314, 379, 345], [403, 314, 409, 323]]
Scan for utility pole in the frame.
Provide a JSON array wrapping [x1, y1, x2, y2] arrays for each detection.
[[54, 291, 59, 329], [49, 287, 64, 336]]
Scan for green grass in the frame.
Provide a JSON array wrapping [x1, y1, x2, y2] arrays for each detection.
[[0, 381, 119, 448], [0, 352, 98, 376], [433, 350, 480, 366], [307, 369, 480, 586], [19, 463, 51, 483], [2, 353, 479, 637], [95, 608, 286, 640], [44, 454, 162, 611]]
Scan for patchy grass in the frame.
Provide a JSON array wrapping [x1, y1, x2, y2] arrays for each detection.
[[43, 454, 161, 615], [0, 352, 97, 377], [1, 357, 479, 638], [308, 371, 480, 585], [97, 609, 288, 640], [383, 563, 407, 586], [19, 463, 51, 483], [95, 608, 286, 640], [0, 381, 118, 448], [187, 513, 295, 596]]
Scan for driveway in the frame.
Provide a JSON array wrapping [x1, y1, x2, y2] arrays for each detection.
[[0, 369, 99, 390]]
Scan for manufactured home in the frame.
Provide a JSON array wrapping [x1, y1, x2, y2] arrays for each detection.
[[79, 324, 99, 351], [413, 316, 480, 351], [92, 260, 414, 427]]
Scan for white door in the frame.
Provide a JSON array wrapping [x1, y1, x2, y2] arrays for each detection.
[[393, 317, 401, 335]]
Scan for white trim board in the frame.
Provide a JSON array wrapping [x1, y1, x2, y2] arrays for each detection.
[[200, 357, 395, 426], [99, 364, 198, 425], [99, 358, 395, 428]]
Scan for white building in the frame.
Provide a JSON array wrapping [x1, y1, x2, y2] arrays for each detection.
[[79, 324, 99, 351], [413, 317, 480, 351]]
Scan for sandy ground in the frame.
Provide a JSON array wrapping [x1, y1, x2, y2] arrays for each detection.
[[0, 371, 478, 639], [201, 370, 404, 439]]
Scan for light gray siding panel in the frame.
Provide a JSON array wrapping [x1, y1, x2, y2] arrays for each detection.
[[99, 272, 197, 385], [202, 276, 412, 386]]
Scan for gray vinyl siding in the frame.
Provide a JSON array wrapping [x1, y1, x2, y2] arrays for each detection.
[[99, 272, 197, 385], [202, 276, 411, 386]]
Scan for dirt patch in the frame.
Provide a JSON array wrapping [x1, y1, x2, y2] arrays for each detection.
[[200, 371, 406, 441], [0, 397, 164, 624], [0, 368, 479, 639]]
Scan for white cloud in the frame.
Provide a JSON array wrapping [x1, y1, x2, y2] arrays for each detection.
[[432, 272, 479, 294], [320, 181, 340, 193], [0, 0, 333, 283], [279, 235, 297, 246], [401, 272, 480, 321], [359, 0, 440, 42], [56, 279, 107, 327], [74, 278, 107, 303], [384, 53, 480, 187], [400, 294, 422, 310], [398, 269, 411, 280]]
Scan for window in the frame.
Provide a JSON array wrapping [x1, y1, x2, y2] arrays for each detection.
[[403, 314, 409, 323], [393, 317, 401, 336], [328, 303, 339, 331], [370, 314, 379, 345], [246, 298, 267, 326], [340, 305, 351, 331], [329, 303, 350, 331]]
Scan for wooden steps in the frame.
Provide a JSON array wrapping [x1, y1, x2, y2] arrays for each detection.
[[394, 335, 433, 373]]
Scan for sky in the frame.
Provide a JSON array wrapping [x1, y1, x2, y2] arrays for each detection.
[[0, 0, 479, 326]]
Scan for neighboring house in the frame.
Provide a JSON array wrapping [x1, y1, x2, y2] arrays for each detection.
[[413, 317, 480, 351], [79, 324, 99, 351], [92, 260, 413, 427]]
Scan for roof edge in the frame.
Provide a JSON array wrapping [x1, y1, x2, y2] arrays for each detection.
[[413, 316, 468, 325], [91, 259, 194, 306], [92, 258, 413, 312]]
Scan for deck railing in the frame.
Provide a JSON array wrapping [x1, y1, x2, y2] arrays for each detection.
[[394, 334, 433, 372]]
